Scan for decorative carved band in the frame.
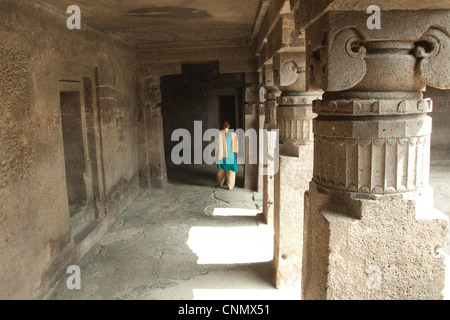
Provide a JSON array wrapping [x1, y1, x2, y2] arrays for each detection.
[[277, 105, 315, 143], [313, 133, 431, 195], [265, 102, 277, 126], [259, 104, 265, 116], [277, 93, 319, 106], [265, 91, 281, 101], [264, 91, 280, 128], [314, 98, 433, 116], [278, 117, 313, 143], [245, 103, 258, 116]]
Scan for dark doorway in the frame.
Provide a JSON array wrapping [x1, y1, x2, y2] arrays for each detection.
[[60, 89, 87, 218], [218, 95, 237, 129], [160, 62, 245, 188]]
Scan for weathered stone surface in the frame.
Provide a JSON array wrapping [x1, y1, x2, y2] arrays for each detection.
[[299, 6, 450, 300], [274, 152, 313, 289], [244, 72, 261, 191], [293, 1, 450, 37], [262, 130, 279, 224], [0, 0, 140, 299], [1, 0, 449, 301], [273, 50, 321, 156], [303, 181, 448, 299], [304, 10, 449, 92]]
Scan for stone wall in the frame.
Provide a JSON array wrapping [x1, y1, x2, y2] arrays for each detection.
[[0, 0, 139, 299]]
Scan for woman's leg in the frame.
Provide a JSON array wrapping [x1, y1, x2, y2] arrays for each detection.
[[217, 169, 225, 187], [226, 170, 236, 190]]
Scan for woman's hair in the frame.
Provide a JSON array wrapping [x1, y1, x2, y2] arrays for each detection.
[[222, 121, 230, 129]]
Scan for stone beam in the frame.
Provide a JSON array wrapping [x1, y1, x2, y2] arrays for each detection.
[[292, 0, 450, 32], [254, 1, 305, 70], [137, 62, 182, 79], [219, 58, 258, 74], [136, 45, 256, 73], [253, 0, 292, 58]]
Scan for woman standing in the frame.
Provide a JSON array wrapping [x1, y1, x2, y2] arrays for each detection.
[[216, 121, 238, 190]]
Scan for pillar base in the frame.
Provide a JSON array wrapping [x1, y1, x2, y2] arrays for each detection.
[[303, 180, 448, 300]]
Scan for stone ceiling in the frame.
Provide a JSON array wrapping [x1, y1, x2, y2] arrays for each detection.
[[37, 0, 265, 49]]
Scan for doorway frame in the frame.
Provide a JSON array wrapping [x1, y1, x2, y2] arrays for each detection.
[[57, 62, 104, 237]]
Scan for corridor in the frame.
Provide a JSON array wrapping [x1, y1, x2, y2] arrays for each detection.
[[45, 161, 450, 300], [46, 165, 301, 300], [1, 0, 449, 300]]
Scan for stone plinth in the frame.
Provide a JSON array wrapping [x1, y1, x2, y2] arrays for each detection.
[[303, 181, 448, 299], [262, 130, 279, 224], [274, 152, 313, 288]]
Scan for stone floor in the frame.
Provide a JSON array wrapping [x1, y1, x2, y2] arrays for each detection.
[[46, 164, 301, 300], [46, 161, 450, 300]]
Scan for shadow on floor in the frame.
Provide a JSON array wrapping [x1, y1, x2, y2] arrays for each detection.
[[167, 164, 245, 189], [46, 164, 293, 300]]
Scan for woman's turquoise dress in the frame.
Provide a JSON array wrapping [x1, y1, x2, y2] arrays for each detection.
[[217, 131, 238, 172]]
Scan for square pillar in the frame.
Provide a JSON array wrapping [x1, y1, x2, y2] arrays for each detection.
[[244, 72, 260, 191], [272, 50, 321, 288], [262, 62, 281, 225], [141, 75, 167, 188]]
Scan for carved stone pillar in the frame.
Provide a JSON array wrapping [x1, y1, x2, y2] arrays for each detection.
[[272, 50, 321, 288], [262, 63, 281, 224], [274, 51, 321, 157], [258, 75, 266, 193], [142, 75, 167, 188], [302, 10, 449, 299], [244, 72, 260, 191], [263, 62, 281, 131]]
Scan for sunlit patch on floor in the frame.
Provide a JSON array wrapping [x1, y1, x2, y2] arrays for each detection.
[[211, 207, 261, 217], [187, 225, 273, 264]]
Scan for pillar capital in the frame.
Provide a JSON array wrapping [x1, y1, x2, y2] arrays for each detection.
[[304, 10, 449, 195], [143, 75, 162, 108], [262, 62, 281, 130], [272, 49, 321, 156], [305, 10, 449, 93], [273, 50, 306, 92], [262, 62, 280, 93]]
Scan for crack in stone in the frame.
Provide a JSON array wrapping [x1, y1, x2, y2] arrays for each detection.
[[212, 187, 233, 205], [154, 232, 175, 278]]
